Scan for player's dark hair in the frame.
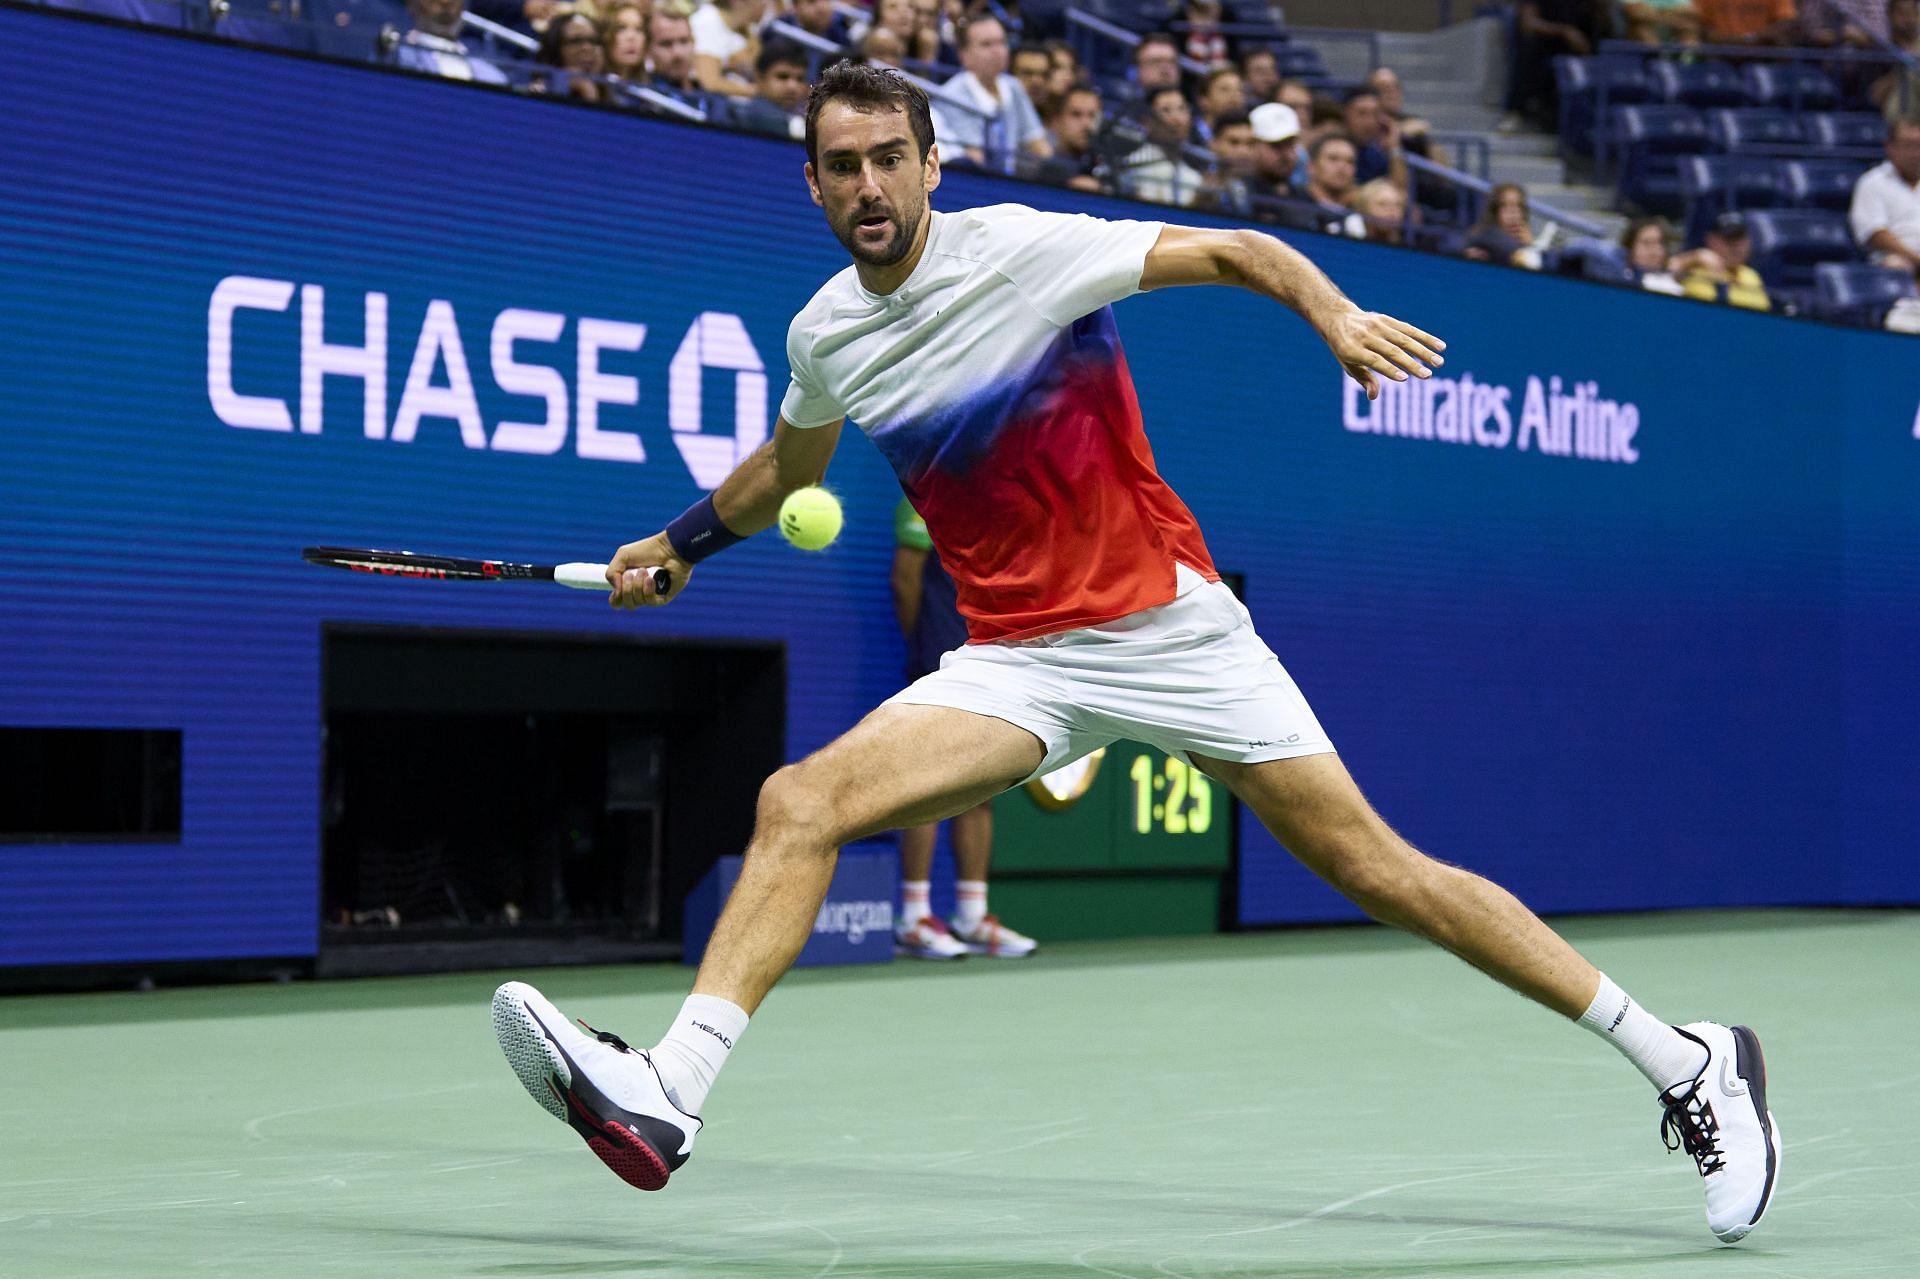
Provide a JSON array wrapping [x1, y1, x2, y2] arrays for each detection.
[[805, 60, 936, 167]]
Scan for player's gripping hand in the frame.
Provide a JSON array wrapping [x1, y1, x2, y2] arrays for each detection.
[[606, 534, 691, 609], [1324, 308, 1446, 401]]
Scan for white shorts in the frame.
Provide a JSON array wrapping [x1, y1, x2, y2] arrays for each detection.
[[885, 565, 1334, 783]]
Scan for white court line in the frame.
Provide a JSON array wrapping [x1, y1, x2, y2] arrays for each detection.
[[242, 1081, 481, 1142], [1070, 1242, 1146, 1279], [1204, 1168, 1503, 1239]]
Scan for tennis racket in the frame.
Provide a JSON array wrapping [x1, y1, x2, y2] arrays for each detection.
[[301, 546, 670, 594]]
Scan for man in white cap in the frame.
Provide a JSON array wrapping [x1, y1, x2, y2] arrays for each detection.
[[1247, 102, 1304, 201]]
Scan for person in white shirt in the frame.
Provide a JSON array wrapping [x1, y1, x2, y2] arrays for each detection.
[[931, 15, 1050, 172], [492, 63, 1783, 1254], [395, 0, 510, 84], [1850, 117, 1920, 277], [690, 0, 767, 98]]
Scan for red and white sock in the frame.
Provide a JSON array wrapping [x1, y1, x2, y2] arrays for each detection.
[[953, 880, 988, 934], [900, 880, 932, 932]]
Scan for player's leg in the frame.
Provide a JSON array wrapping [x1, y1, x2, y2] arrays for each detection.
[[492, 701, 1044, 1190], [896, 820, 969, 959], [690, 703, 1040, 1004], [945, 801, 1037, 956], [1194, 748, 1780, 1243], [1193, 751, 1599, 1013]]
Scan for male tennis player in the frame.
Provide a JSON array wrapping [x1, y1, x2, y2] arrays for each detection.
[[493, 62, 1779, 1245]]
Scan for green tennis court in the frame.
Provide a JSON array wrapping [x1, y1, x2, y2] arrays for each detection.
[[4, 909, 1911, 1278]]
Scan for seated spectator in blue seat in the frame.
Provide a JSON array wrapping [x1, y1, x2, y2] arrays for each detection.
[[1246, 102, 1304, 200], [933, 15, 1051, 171], [1505, 1, 1605, 129], [603, 0, 648, 87], [1680, 210, 1773, 307], [1353, 178, 1408, 245], [645, 8, 729, 118], [1466, 183, 1545, 269], [396, 0, 510, 83], [786, 0, 852, 47], [1621, 214, 1711, 293], [1622, 0, 1704, 44], [1303, 131, 1367, 237], [1110, 33, 1183, 119], [1241, 47, 1280, 106], [1870, 0, 1919, 123], [1173, 0, 1230, 70], [1343, 87, 1407, 191], [1012, 45, 1057, 120], [732, 38, 811, 137], [536, 13, 614, 104], [1117, 86, 1208, 206], [910, 0, 958, 66], [1038, 85, 1110, 192], [1045, 41, 1081, 102], [1196, 109, 1260, 215], [862, 24, 907, 66], [1849, 117, 1920, 277], [691, 0, 766, 99], [1195, 68, 1245, 144]]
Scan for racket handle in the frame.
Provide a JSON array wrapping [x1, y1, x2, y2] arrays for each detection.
[[553, 562, 671, 594]]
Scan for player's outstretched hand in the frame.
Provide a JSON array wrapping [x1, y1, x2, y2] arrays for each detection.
[[1324, 308, 1445, 401], [606, 534, 691, 609]]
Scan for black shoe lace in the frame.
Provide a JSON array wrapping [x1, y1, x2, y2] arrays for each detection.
[[1659, 1077, 1725, 1177], [575, 1018, 632, 1053]]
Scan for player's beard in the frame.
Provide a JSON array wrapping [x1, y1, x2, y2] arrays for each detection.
[[834, 196, 924, 267]]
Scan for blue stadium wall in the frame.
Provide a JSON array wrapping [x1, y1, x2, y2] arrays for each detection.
[[2, 5, 1915, 965]]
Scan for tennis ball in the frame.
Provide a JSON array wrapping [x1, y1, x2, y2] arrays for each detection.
[[778, 485, 843, 551]]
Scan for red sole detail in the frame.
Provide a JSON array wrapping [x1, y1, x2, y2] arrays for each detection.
[[585, 1121, 671, 1191]]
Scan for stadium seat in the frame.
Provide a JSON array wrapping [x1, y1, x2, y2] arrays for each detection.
[[1555, 56, 1652, 159], [1272, 45, 1327, 80], [1613, 105, 1710, 215], [1784, 159, 1868, 212], [208, 10, 319, 50], [1650, 60, 1747, 109], [1567, 239, 1637, 286], [1678, 155, 1790, 244], [1806, 112, 1885, 152], [45, 0, 183, 24], [1741, 63, 1840, 112], [1744, 209, 1858, 293], [1814, 262, 1918, 327], [1706, 107, 1806, 154], [307, 0, 408, 58]]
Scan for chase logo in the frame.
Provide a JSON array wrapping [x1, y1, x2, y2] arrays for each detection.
[[205, 276, 766, 489]]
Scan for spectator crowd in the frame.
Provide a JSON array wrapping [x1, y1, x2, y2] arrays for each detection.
[[389, 0, 1919, 323]]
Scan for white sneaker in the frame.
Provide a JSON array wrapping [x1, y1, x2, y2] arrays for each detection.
[[950, 914, 1038, 958], [491, 981, 700, 1191], [896, 915, 970, 959], [1659, 1022, 1782, 1244]]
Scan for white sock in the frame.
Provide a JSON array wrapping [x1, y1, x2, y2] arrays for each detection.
[[1576, 973, 1708, 1093], [648, 994, 748, 1115], [901, 880, 931, 930], [953, 879, 988, 933]]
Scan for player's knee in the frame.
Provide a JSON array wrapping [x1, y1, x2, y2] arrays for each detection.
[[752, 766, 842, 853]]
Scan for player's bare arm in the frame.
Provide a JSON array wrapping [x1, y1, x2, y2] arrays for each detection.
[[1139, 225, 1446, 400], [606, 415, 844, 608]]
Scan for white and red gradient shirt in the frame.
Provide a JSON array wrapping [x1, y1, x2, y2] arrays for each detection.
[[779, 204, 1220, 643]]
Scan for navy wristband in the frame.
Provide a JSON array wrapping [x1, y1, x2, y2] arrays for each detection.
[[664, 494, 746, 563]]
